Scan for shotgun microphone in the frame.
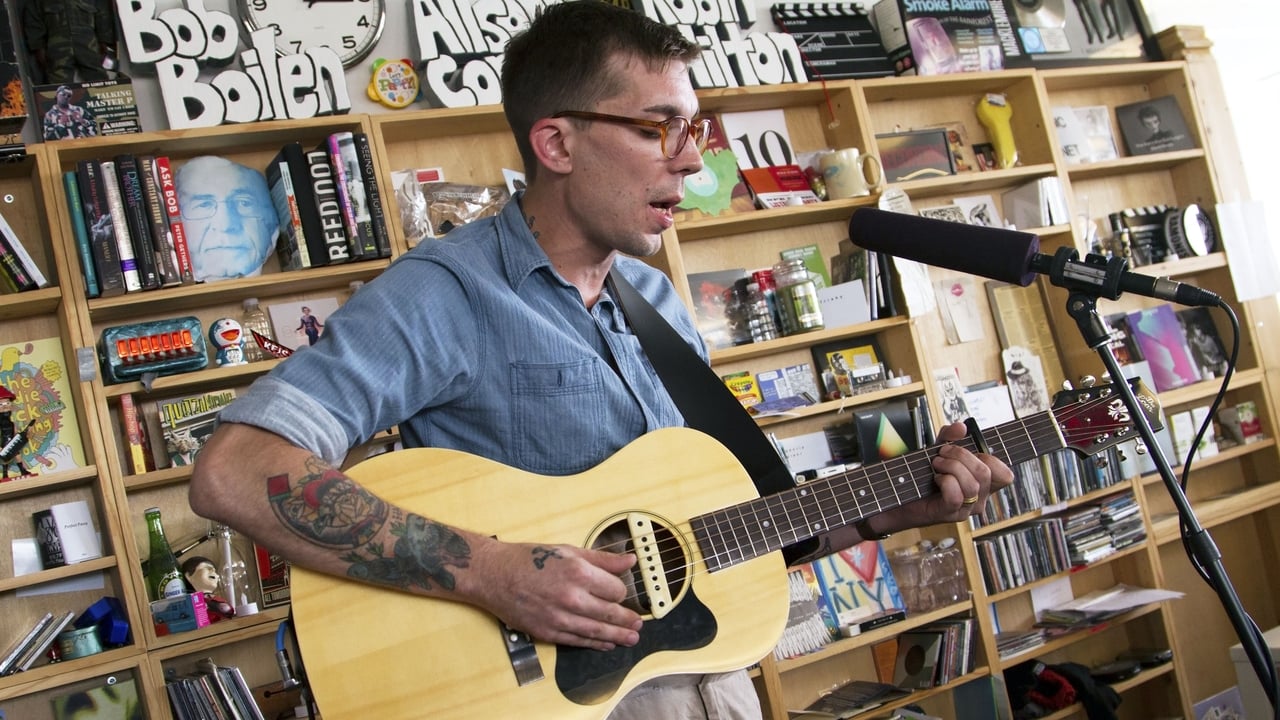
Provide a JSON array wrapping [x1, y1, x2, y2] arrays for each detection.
[[847, 207, 1221, 307]]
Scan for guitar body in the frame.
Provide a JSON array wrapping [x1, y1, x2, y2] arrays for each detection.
[[291, 427, 790, 720]]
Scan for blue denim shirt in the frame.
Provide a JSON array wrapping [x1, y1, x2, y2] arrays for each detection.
[[220, 195, 706, 476]]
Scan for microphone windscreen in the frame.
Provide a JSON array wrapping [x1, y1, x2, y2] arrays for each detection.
[[847, 207, 1041, 286]]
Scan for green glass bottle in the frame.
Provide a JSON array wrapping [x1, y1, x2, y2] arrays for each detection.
[[144, 507, 185, 601]]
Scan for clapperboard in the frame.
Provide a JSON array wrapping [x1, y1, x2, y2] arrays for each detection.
[[770, 3, 895, 80]]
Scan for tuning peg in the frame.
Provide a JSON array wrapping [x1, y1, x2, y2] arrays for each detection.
[[1079, 375, 1097, 388], [1062, 380, 1074, 391]]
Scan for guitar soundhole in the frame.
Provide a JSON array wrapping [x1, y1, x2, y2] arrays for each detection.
[[590, 514, 688, 617]]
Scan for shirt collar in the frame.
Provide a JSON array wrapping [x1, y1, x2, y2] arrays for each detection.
[[495, 191, 559, 292]]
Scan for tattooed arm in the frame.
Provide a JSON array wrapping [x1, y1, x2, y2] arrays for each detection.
[[189, 422, 642, 650]]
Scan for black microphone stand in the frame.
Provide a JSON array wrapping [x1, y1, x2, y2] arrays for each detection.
[[1043, 248, 1278, 716]]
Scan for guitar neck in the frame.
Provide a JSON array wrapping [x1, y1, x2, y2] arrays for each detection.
[[691, 408, 1067, 572]]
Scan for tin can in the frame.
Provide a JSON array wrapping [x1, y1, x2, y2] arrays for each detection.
[[57, 626, 103, 660]]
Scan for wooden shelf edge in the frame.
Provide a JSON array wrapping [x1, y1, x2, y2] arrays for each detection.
[[754, 382, 926, 429], [0, 645, 144, 701], [148, 605, 291, 660], [1155, 367, 1263, 408], [0, 285, 62, 320], [972, 482, 1138, 539], [1140, 437, 1275, 489], [1037, 663, 1175, 720], [1065, 149, 1206, 180], [0, 555, 118, 593], [1152, 482, 1280, 545], [983, 539, 1151, 604], [123, 465, 193, 491], [776, 601, 974, 674], [710, 316, 910, 365], [0, 465, 101, 500], [102, 359, 280, 399], [997, 603, 1162, 670]]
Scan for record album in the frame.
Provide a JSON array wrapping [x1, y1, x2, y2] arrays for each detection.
[[1011, 0, 1066, 29]]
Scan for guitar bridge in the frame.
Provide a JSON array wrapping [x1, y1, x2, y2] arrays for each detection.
[[629, 513, 674, 619]]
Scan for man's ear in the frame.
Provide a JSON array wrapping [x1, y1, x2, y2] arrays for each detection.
[[529, 117, 575, 177]]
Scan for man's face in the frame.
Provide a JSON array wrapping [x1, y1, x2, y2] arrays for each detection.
[[559, 54, 703, 260], [56, 89, 71, 107], [1142, 114, 1161, 133], [178, 159, 278, 281]]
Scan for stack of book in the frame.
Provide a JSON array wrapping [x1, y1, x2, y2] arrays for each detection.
[[973, 518, 1069, 595], [165, 656, 265, 720], [0, 610, 76, 676]]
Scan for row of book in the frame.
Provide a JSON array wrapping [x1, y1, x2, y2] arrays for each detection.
[[65, 132, 392, 299], [267, 131, 392, 271], [969, 446, 1127, 528], [974, 518, 1071, 596], [0, 610, 76, 676], [0, 209, 49, 293], [1063, 492, 1146, 566], [895, 618, 978, 689], [119, 388, 237, 474], [166, 656, 265, 720]]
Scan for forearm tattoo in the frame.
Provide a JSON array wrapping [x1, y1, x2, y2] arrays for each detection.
[[267, 458, 472, 591]]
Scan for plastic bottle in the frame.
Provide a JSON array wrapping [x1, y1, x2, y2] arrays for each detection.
[[144, 507, 185, 601], [915, 539, 939, 612], [888, 546, 922, 612], [751, 268, 785, 336], [933, 537, 967, 606], [240, 298, 273, 362], [746, 281, 778, 343]]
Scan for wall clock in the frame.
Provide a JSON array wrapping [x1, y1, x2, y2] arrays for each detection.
[[238, 0, 387, 69]]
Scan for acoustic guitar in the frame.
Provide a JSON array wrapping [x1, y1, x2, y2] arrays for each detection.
[[291, 380, 1159, 719]]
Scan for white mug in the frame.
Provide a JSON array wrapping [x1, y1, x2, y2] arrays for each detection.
[[820, 148, 884, 198]]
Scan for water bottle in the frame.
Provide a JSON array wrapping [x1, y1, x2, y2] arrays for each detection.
[[889, 547, 922, 612], [240, 297, 274, 362], [915, 539, 939, 612], [933, 537, 967, 606]]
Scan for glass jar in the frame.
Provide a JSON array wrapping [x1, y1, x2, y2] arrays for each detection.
[[723, 279, 754, 346], [745, 282, 778, 343], [772, 259, 824, 335]]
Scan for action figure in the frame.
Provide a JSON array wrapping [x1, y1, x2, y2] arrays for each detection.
[[0, 386, 32, 479], [19, 0, 118, 85], [208, 318, 248, 367], [182, 556, 235, 621]]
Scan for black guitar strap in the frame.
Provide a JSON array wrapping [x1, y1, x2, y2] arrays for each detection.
[[605, 270, 797, 498]]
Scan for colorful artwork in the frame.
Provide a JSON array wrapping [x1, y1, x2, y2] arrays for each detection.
[[0, 337, 85, 476]]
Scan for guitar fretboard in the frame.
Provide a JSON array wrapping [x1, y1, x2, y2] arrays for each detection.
[[690, 409, 1066, 573]]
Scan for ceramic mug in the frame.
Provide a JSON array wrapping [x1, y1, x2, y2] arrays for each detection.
[[820, 148, 884, 198]]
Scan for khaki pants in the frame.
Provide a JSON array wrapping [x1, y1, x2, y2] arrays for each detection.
[[606, 670, 762, 720]]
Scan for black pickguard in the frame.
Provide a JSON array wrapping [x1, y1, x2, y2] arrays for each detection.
[[555, 587, 716, 705]]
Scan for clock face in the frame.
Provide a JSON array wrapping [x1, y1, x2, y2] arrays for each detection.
[[238, 0, 387, 69]]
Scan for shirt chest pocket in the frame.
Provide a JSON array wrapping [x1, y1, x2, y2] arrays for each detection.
[[510, 359, 606, 474]]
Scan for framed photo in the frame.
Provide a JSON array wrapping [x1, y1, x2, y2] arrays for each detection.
[[1115, 96, 1196, 156], [1009, 0, 1161, 68], [267, 296, 341, 353], [810, 336, 886, 398], [875, 129, 954, 182]]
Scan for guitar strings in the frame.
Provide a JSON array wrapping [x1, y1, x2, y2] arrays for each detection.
[[584, 396, 1142, 608]]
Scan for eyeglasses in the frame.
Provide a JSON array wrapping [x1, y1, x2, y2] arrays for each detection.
[[181, 194, 270, 221], [552, 111, 712, 159]]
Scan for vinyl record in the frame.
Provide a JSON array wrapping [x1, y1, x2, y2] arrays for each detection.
[[1012, 0, 1067, 28]]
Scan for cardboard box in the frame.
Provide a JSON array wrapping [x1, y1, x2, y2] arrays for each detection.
[[151, 593, 210, 635]]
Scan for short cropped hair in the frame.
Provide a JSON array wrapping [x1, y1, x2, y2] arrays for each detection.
[[501, 1, 701, 176]]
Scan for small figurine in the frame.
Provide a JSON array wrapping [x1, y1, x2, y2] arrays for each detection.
[[0, 386, 32, 480], [182, 555, 235, 621], [208, 318, 248, 367]]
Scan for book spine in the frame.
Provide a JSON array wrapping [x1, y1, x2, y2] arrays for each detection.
[[0, 211, 49, 288], [119, 393, 150, 475], [63, 170, 100, 298], [304, 149, 351, 265], [324, 132, 369, 259], [0, 612, 54, 676], [139, 155, 183, 286], [75, 159, 126, 297], [99, 161, 144, 292], [113, 155, 162, 290], [154, 156, 195, 283], [0, 233, 36, 291], [15, 611, 75, 672], [265, 155, 307, 271], [352, 131, 392, 258]]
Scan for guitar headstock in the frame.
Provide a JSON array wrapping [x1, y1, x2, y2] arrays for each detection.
[[1052, 377, 1163, 456]]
